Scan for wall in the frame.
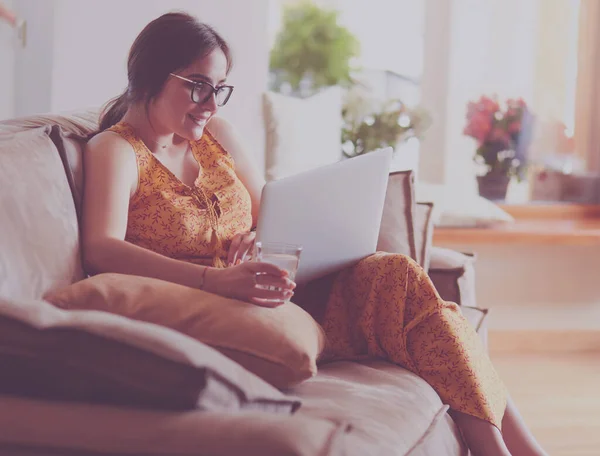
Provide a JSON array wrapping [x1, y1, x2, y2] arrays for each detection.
[[0, 0, 15, 119], [10, 0, 270, 168], [12, 0, 54, 117]]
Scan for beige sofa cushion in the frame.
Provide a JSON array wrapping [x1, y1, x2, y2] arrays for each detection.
[[294, 360, 467, 455], [0, 127, 85, 300], [0, 296, 299, 414], [376, 170, 418, 261], [45, 273, 326, 389], [428, 247, 488, 347], [428, 247, 477, 308]]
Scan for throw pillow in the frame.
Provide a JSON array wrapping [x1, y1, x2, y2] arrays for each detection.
[[0, 126, 85, 300], [0, 296, 300, 413], [414, 202, 435, 270], [376, 170, 418, 261], [44, 273, 326, 389], [0, 109, 100, 222], [415, 182, 514, 227], [263, 87, 343, 181]]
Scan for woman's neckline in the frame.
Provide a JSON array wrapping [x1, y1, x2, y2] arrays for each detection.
[[119, 121, 203, 190]]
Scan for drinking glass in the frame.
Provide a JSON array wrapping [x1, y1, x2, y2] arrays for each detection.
[[253, 241, 302, 303]]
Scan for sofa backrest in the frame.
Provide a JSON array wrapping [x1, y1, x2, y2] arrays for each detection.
[[0, 108, 100, 216], [0, 109, 99, 300]]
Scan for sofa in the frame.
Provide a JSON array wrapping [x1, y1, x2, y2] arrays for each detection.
[[0, 110, 487, 455]]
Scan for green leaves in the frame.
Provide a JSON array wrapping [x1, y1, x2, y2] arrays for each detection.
[[270, 1, 360, 92], [342, 96, 432, 158]]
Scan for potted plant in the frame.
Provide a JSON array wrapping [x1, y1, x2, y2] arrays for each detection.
[[464, 95, 534, 200], [269, 1, 360, 96], [341, 83, 431, 158]]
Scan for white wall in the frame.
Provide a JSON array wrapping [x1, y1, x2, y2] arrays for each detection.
[[10, 0, 270, 168], [0, 0, 15, 119], [12, 0, 54, 117]]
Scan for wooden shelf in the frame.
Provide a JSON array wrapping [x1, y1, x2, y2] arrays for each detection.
[[432, 203, 600, 246]]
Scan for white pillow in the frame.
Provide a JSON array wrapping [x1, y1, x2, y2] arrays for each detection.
[[415, 182, 514, 227], [263, 87, 343, 181]]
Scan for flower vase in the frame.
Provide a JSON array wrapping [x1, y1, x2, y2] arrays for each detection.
[[477, 172, 510, 201]]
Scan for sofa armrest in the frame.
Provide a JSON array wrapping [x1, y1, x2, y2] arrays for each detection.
[[427, 246, 489, 350]]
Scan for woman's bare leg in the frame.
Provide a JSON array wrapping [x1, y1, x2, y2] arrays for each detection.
[[502, 396, 548, 456], [450, 396, 548, 456], [450, 411, 512, 456]]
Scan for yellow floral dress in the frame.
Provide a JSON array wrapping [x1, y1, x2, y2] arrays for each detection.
[[109, 121, 507, 429], [107, 122, 252, 267]]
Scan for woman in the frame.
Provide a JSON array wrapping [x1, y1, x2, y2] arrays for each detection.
[[83, 12, 547, 456]]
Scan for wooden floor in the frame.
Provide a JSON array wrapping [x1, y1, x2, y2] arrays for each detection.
[[491, 351, 600, 456]]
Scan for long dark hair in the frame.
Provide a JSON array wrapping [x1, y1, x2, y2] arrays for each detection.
[[98, 12, 232, 132]]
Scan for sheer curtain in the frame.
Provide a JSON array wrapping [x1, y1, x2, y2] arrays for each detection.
[[574, 0, 600, 173], [421, 0, 581, 196]]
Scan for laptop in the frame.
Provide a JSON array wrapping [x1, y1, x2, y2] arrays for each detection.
[[254, 147, 393, 285]]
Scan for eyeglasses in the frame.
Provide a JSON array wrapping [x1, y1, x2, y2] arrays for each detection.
[[169, 73, 234, 107]]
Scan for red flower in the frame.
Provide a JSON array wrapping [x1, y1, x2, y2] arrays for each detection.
[[464, 94, 529, 150], [489, 127, 511, 147], [508, 121, 521, 134], [478, 95, 500, 114]]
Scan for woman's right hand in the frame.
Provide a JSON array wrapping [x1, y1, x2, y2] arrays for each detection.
[[204, 261, 296, 307]]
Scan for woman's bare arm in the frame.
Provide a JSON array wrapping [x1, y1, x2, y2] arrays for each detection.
[[81, 132, 206, 288]]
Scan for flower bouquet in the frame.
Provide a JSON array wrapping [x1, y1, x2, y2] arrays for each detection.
[[464, 95, 534, 200]]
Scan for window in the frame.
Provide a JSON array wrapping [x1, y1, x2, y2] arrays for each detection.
[[437, 0, 581, 203], [269, 0, 584, 204]]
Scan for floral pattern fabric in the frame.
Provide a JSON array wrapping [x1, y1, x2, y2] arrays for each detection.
[[108, 122, 252, 266], [320, 252, 507, 429]]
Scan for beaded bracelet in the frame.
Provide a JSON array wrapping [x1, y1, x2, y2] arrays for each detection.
[[198, 266, 208, 290]]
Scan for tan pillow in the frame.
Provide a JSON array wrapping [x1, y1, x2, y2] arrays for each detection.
[[414, 202, 435, 270], [44, 273, 326, 389], [376, 170, 417, 261]]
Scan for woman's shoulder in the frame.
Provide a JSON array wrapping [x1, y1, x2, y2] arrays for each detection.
[[206, 115, 234, 139], [205, 116, 247, 163], [85, 127, 138, 170], [87, 125, 136, 153]]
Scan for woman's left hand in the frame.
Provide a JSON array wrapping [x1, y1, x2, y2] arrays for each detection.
[[227, 230, 256, 266]]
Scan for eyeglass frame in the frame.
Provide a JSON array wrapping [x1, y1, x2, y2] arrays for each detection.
[[169, 73, 234, 107]]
